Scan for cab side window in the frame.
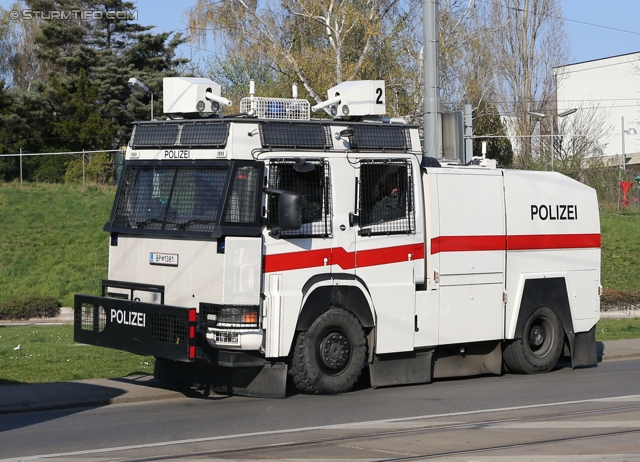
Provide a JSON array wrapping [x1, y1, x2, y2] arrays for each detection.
[[358, 159, 414, 235], [267, 160, 331, 237]]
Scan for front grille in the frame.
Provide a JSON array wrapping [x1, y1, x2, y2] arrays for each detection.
[[151, 313, 188, 344], [212, 331, 240, 345]]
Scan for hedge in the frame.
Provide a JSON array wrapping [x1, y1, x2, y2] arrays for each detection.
[[0, 296, 61, 320]]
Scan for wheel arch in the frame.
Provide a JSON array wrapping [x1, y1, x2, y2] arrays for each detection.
[[296, 274, 376, 332], [514, 277, 574, 340]]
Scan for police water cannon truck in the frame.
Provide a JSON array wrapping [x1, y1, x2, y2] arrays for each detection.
[[74, 77, 601, 397]]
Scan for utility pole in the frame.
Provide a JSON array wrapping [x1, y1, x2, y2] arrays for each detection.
[[422, 0, 440, 160]]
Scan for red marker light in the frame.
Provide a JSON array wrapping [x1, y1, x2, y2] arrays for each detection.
[[188, 309, 197, 322], [189, 346, 196, 359], [189, 326, 195, 339]]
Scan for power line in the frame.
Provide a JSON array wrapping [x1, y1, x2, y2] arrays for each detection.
[[475, 0, 640, 36]]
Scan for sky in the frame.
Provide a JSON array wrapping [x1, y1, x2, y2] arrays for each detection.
[[2, 0, 640, 69]]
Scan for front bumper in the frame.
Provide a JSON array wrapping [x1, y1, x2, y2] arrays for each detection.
[[74, 294, 198, 362], [74, 294, 267, 367]]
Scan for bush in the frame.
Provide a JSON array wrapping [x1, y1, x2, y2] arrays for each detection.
[[0, 296, 61, 320], [601, 289, 640, 311], [64, 152, 114, 185]]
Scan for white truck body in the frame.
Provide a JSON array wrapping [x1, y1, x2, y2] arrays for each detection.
[[75, 80, 600, 397]]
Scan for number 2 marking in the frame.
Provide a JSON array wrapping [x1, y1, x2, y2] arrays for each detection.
[[376, 87, 383, 104]]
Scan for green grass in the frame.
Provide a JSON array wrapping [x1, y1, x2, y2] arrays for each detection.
[[600, 210, 640, 293], [0, 325, 154, 384], [0, 182, 114, 308], [596, 317, 640, 341]]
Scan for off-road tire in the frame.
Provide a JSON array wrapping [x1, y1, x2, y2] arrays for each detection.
[[503, 306, 564, 374], [289, 308, 367, 394]]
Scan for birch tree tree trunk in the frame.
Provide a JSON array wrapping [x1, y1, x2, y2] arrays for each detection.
[[488, 0, 569, 165]]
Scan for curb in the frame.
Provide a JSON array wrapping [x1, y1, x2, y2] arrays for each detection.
[[0, 376, 197, 415]]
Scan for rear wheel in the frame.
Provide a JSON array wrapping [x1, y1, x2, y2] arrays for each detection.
[[503, 307, 564, 374], [290, 308, 367, 394]]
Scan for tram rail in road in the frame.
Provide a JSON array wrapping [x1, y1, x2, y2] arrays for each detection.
[[4, 394, 640, 461]]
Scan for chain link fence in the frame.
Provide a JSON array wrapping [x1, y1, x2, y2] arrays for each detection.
[[0, 149, 124, 185]]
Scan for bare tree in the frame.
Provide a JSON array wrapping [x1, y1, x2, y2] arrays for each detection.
[[185, 0, 420, 115], [488, 0, 569, 164], [0, 2, 45, 90]]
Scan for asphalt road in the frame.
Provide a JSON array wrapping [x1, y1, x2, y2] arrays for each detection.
[[1, 358, 639, 460]]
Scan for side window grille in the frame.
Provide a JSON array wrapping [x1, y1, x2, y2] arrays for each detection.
[[358, 159, 415, 236], [266, 159, 332, 238]]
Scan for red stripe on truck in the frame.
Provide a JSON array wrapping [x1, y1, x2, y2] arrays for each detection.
[[507, 233, 601, 250], [262, 233, 599, 272], [430, 233, 600, 254], [264, 243, 424, 273]]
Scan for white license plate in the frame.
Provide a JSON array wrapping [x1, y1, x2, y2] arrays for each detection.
[[149, 252, 178, 266]]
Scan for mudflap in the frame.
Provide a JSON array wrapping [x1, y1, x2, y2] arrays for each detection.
[[154, 358, 288, 398], [369, 351, 433, 388], [570, 325, 598, 368], [74, 294, 197, 362]]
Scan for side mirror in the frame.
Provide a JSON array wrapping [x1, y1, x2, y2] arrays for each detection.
[[265, 189, 302, 237]]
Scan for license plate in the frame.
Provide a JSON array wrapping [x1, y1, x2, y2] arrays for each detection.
[[149, 252, 178, 266]]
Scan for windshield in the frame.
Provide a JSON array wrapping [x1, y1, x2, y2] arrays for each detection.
[[108, 161, 263, 236]]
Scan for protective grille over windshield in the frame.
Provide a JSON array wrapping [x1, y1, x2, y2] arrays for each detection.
[[112, 164, 228, 233]]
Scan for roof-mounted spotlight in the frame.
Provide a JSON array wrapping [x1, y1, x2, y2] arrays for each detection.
[[128, 77, 154, 120]]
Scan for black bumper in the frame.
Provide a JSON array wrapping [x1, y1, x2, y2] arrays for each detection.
[[74, 294, 198, 362]]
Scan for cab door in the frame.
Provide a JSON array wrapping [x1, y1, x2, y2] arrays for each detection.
[[352, 158, 421, 354]]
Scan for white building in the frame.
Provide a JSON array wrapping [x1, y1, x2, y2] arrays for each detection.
[[555, 52, 640, 172]]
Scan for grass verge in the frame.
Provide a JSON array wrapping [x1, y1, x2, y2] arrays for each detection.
[[0, 325, 153, 385], [596, 317, 640, 341]]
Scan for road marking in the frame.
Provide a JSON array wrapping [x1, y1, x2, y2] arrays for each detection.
[[490, 421, 640, 429], [4, 394, 640, 461]]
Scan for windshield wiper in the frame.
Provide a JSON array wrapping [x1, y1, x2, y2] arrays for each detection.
[[135, 218, 164, 228], [176, 219, 216, 230], [135, 218, 181, 229]]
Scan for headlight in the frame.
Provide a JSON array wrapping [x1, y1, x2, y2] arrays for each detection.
[[201, 304, 259, 329]]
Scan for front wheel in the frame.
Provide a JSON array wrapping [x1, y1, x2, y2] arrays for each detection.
[[503, 306, 565, 374], [290, 308, 367, 394]]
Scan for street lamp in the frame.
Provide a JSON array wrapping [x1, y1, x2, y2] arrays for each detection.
[[128, 77, 154, 120], [555, 108, 577, 172], [528, 109, 577, 171], [528, 111, 546, 165], [621, 115, 637, 172]]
